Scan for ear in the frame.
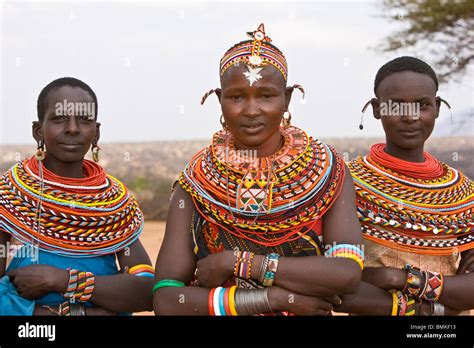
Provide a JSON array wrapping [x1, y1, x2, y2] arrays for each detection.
[[435, 96, 441, 119], [93, 122, 101, 145], [32, 121, 43, 145], [371, 98, 381, 120], [285, 86, 294, 110], [215, 88, 222, 105]]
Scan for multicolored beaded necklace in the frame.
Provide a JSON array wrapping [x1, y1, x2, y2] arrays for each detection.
[[0, 156, 143, 257], [179, 126, 345, 251], [348, 143, 473, 255]]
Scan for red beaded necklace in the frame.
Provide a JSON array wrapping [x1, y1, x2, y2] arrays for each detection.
[[369, 143, 445, 180], [27, 156, 107, 188]]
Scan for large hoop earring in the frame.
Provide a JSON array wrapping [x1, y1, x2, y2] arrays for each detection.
[[282, 110, 292, 128], [35, 139, 46, 161], [220, 115, 227, 130], [92, 144, 101, 162]]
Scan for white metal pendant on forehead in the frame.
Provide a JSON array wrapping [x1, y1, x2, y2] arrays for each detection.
[[244, 64, 263, 86], [249, 55, 263, 66]]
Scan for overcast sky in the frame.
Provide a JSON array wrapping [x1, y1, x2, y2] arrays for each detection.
[[1, 0, 472, 145]]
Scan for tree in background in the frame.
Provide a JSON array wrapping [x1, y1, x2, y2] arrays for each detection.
[[377, 0, 473, 83]]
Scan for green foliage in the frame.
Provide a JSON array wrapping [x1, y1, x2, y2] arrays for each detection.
[[378, 0, 474, 83]]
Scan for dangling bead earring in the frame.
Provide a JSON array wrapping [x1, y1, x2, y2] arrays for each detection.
[[359, 98, 376, 130], [282, 110, 292, 128], [438, 97, 453, 124], [92, 144, 101, 162], [35, 139, 46, 161]]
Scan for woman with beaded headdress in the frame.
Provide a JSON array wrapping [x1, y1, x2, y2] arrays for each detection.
[[334, 57, 474, 316], [0, 77, 154, 315], [153, 24, 364, 316]]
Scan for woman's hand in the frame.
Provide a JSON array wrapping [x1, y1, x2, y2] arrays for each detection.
[[458, 249, 474, 275], [362, 267, 407, 290], [195, 250, 235, 288], [268, 285, 341, 316], [8, 265, 69, 300]]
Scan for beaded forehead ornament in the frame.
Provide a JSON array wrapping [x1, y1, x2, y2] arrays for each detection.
[[201, 23, 304, 105], [220, 23, 288, 85]]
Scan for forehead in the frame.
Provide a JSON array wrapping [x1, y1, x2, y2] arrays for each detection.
[[376, 71, 437, 100], [221, 63, 285, 89], [45, 86, 93, 108]]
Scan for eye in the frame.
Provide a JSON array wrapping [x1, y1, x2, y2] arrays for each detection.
[[420, 102, 429, 107], [229, 95, 243, 101], [79, 115, 94, 122], [53, 115, 67, 121]]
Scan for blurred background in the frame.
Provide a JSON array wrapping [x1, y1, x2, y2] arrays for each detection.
[[1, 1, 473, 296]]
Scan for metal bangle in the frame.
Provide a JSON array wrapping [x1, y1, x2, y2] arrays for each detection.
[[70, 303, 86, 316], [234, 288, 273, 315], [432, 302, 445, 316]]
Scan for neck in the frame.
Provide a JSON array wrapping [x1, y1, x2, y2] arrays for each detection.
[[384, 140, 425, 163], [43, 155, 85, 178], [235, 131, 283, 158]]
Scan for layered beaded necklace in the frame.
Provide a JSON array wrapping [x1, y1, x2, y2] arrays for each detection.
[[348, 144, 473, 255], [179, 126, 345, 248], [0, 156, 143, 257]]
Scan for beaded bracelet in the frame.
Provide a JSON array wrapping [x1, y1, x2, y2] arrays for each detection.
[[402, 265, 444, 302], [152, 279, 185, 294], [63, 268, 78, 299], [63, 269, 95, 302], [233, 251, 255, 280], [325, 244, 364, 270], [59, 301, 71, 316], [258, 254, 270, 284], [402, 264, 427, 297], [422, 270, 444, 303], [405, 296, 419, 316], [128, 264, 155, 278], [263, 253, 280, 287], [396, 291, 408, 316]]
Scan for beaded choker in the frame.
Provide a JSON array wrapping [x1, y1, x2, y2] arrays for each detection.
[[348, 144, 473, 255], [0, 157, 143, 257]]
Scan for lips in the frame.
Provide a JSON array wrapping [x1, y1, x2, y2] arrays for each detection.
[[58, 143, 83, 151], [241, 123, 264, 135], [399, 129, 422, 137]]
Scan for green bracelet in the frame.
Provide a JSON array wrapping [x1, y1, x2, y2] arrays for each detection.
[[152, 279, 185, 294]]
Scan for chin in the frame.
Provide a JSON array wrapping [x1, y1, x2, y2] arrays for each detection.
[[51, 152, 87, 163], [396, 139, 425, 150], [236, 135, 268, 148]]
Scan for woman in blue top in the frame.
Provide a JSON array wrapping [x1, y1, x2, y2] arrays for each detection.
[[0, 77, 154, 315]]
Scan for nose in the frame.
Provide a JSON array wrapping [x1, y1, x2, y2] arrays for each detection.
[[401, 114, 418, 124], [242, 97, 260, 118], [64, 116, 80, 134]]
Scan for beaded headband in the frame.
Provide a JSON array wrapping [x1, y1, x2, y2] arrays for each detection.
[[219, 23, 288, 81]]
